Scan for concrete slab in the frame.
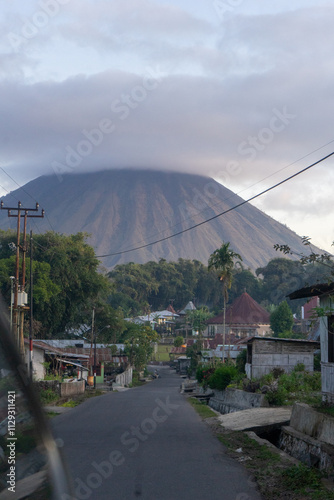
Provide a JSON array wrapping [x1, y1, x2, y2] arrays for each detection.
[[218, 407, 292, 432]]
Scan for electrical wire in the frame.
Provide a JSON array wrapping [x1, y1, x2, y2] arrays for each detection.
[[0, 167, 56, 232], [96, 151, 334, 258]]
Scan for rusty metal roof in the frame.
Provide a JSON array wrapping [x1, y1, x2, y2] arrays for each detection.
[[208, 292, 270, 326]]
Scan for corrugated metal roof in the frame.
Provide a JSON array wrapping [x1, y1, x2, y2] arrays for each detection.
[[288, 282, 334, 300], [208, 292, 270, 326]]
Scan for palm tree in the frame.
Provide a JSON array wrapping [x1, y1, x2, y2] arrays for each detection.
[[208, 242, 242, 362]]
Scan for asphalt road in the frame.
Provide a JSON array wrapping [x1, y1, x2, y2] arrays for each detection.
[[52, 367, 263, 500]]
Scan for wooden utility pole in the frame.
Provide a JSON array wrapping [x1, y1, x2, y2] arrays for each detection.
[[0, 201, 44, 358]]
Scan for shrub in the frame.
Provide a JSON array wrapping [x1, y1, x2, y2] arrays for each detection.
[[236, 349, 247, 374], [196, 365, 215, 385], [242, 379, 260, 393], [39, 388, 59, 405], [265, 386, 287, 406], [272, 367, 285, 379], [208, 365, 238, 391], [293, 363, 305, 372]]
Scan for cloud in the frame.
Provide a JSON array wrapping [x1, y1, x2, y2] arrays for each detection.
[[1, 1, 334, 251]]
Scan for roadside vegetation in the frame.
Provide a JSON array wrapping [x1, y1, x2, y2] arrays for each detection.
[[189, 394, 334, 500], [195, 358, 322, 407], [216, 429, 334, 500], [188, 398, 217, 419]]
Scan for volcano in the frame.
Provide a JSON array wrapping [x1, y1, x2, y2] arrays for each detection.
[[0, 169, 317, 271]]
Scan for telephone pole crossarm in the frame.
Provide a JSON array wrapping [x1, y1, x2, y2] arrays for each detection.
[[0, 200, 44, 360], [0, 201, 40, 213]]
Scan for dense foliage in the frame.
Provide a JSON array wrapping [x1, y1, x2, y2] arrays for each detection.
[[0, 230, 123, 338], [108, 255, 330, 317], [196, 363, 239, 391], [270, 300, 294, 337]]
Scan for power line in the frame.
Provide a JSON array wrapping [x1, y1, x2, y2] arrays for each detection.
[[97, 138, 334, 256], [96, 151, 334, 259], [0, 167, 56, 232]]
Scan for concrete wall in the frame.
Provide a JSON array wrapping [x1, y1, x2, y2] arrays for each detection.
[[246, 339, 317, 379], [209, 387, 269, 414], [246, 353, 315, 379], [115, 367, 133, 387], [280, 403, 334, 471], [60, 380, 86, 397]]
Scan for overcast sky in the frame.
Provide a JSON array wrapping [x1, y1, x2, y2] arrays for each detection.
[[1, 0, 334, 253]]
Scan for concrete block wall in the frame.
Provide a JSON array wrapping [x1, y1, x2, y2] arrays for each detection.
[[60, 380, 85, 397], [280, 403, 334, 471], [115, 367, 133, 387], [209, 388, 269, 414]]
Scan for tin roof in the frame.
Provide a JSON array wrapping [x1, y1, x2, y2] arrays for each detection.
[[288, 282, 334, 300], [208, 292, 270, 326]]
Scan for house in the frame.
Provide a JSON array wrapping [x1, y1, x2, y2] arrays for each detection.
[[204, 292, 272, 339], [244, 336, 320, 380], [24, 340, 90, 381], [178, 301, 196, 316], [127, 309, 179, 334], [35, 340, 128, 383], [288, 283, 334, 403]]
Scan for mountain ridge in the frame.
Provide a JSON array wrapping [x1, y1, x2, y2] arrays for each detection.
[[0, 169, 319, 271]]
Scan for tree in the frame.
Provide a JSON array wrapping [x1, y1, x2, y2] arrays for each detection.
[[256, 258, 306, 312], [186, 307, 212, 337], [0, 230, 117, 337], [123, 323, 158, 371], [208, 242, 242, 360], [229, 268, 263, 304], [173, 336, 184, 347], [270, 301, 294, 337]]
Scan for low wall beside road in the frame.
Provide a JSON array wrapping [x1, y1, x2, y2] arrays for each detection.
[[280, 403, 334, 471], [114, 367, 133, 387], [209, 388, 269, 414], [60, 380, 86, 397]]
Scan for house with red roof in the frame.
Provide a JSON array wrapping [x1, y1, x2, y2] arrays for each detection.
[[204, 292, 272, 339]]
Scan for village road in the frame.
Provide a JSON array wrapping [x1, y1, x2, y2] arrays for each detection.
[[52, 366, 262, 500]]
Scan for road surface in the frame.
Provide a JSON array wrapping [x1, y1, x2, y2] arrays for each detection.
[[52, 366, 262, 500]]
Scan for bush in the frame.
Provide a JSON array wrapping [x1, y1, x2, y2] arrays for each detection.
[[39, 388, 59, 405], [236, 349, 247, 374], [242, 379, 260, 393], [196, 365, 216, 388], [265, 386, 288, 406], [208, 365, 238, 391]]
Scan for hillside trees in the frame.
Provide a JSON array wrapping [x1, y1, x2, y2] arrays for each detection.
[[108, 258, 222, 312], [0, 230, 122, 337], [108, 253, 330, 318], [270, 301, 294, 337]]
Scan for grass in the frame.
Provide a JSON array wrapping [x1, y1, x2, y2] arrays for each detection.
[[212, 427, 334, 500], [152, 344, 171, 362], [60, 400, 78, 407], [187, 397, 217, 419]]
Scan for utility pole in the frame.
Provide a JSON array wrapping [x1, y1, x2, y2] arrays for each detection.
[[0, 201, 44, 359], [92, 307, 96, 389], [29, 230, 33, 380]]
